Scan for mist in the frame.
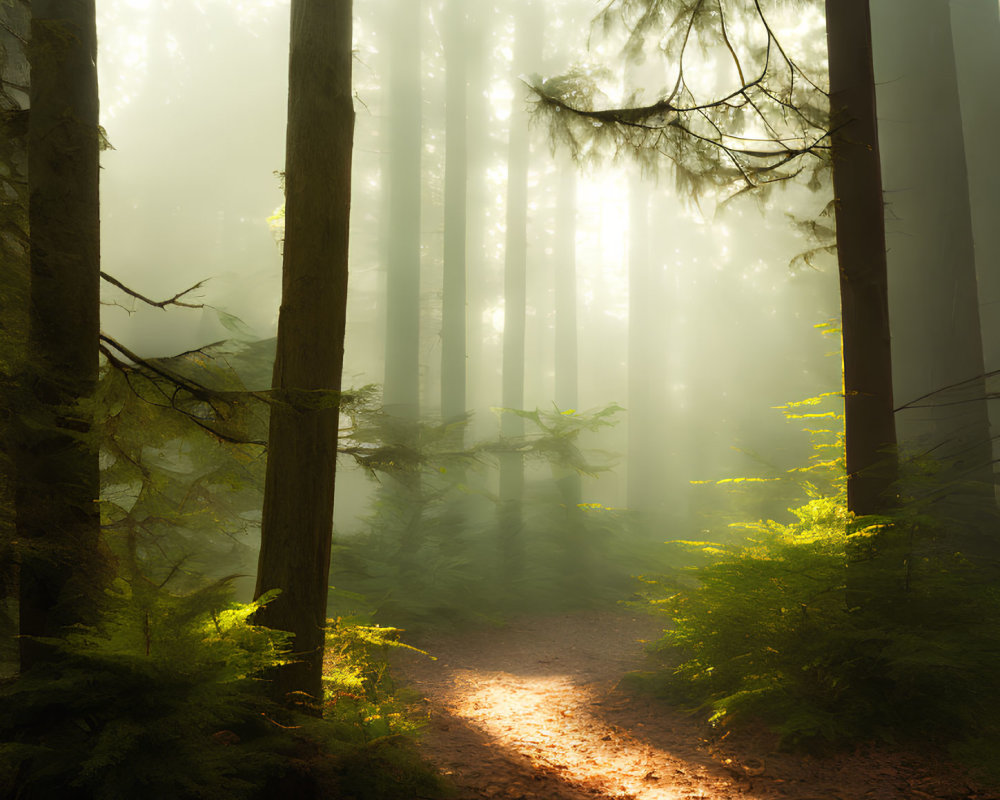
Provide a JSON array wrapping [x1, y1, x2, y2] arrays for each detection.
[[95, 0, 848, 546], [6, 1, 1000, 796]]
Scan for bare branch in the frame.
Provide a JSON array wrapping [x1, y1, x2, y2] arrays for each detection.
[[100, 271, 208, 310]]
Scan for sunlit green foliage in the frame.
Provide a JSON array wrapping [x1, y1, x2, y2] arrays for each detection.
[[638, 404, 1000, 754], [0, 583, 442, 800], [1, 337, 445, 798]]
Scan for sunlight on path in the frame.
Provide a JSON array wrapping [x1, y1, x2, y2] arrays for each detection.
[[400, 614, 988, 800], [441, 668, 729, 799]]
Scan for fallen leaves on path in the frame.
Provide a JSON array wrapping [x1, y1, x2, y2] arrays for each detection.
[[391, 611, 993, 800]]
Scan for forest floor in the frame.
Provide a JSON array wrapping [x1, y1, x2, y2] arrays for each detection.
[[390, 610, 995, 800]]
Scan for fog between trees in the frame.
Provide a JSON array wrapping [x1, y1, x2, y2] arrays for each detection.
[[87, 0, 1000, 586], [5, 1, 1000, 787], [96, 0, 851, 542]]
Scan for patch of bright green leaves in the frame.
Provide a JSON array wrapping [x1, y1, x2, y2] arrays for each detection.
[[639, 396, 1000, 764], [0, 584, 442, 800]]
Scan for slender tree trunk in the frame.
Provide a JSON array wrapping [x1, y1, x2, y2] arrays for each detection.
[[825, 0, 898, 517], [441, 0, 467, 426], [949, 0, 1000, 506], [0, 0, 30, 635], [464, 3, 491, 438], [553, 161, 578, 419], [383, 0, 422, 418], [253, 0, 354, 705], [626, 171, 662, 520], [380, 0, 423, 570], [872, 0, 993, 502], [499, 0, 541, 581], [553, 154, 586, 582], [16, 0, 105, 671]]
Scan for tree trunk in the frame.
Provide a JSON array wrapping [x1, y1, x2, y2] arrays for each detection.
[[253, 0, 354, 705], [626, 171, 665, 520], [825, 0, 898, 517], [0, 0, 30, 640], [16, 0, 105, 671], [464, 3, 491, 439], [553, 154, 586, 581], [441, 0, 467, 426], [872, 0, 993, 505], [498, 0, 541, 581], [383, 0, 422, 419], [553, 161, 578, 418], [949, 0, 1000, 504]]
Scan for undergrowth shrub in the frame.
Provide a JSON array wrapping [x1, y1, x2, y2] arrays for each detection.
[[641, 484, 1000, 754], [638, 392, 1000, 764], [0, 582, 442, 800]]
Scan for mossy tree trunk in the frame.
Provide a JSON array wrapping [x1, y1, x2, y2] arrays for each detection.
[[16, 0, 105, 672], [253, 0, 354, 705], [825, 0, 898, 518]]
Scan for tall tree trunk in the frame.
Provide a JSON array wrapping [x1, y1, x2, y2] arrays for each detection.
[[464, 3, 491, 438], [253, 0, 354, 705], [553, 154, 586, 582], [0, 0, 30, 642], [949, 0, 1000, 504], [16, 0, 105, 671], [383, 0, 422, 418], [553, 161, 578, 418], [872, 0, 993, 505], [626, 171, 664, 520], [380, 0, 423, 570], [441, 0, 467, 426], [825, 0, 898, 517], [498, 0, 541, 581]]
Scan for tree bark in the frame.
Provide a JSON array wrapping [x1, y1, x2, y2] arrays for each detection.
[[0, 0, 30, 635], [253, 0, 354, 705], [825, 0, 898, 517], [17, 0, 105, 671]]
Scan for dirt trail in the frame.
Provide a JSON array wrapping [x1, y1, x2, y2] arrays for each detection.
[[391, 611, 992, 800]]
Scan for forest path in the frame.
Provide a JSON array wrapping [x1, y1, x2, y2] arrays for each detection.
[[391, 611, 987, 800]]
